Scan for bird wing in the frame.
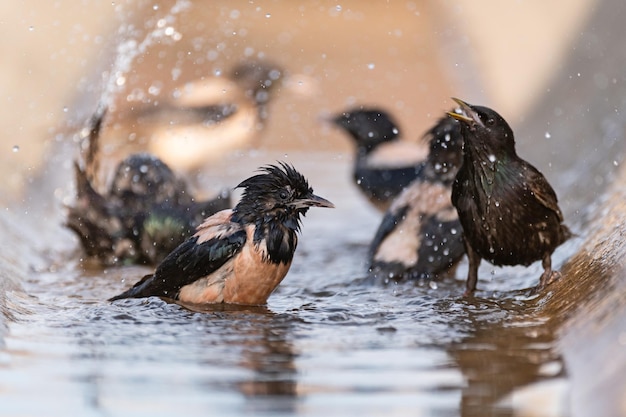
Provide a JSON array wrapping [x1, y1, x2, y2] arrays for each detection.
[[369, 204, 409, 259], [415, 214, 465, 275], [523, 165, 564, 222], [109, 210, 247, 301], [355, 164, 424, 203]]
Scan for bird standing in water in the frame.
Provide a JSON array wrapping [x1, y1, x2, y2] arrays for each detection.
[[448, 98, 571, 295], [330, 107, 429, 211], [109, 163, 334, 305], [369, 116, 465, 282]]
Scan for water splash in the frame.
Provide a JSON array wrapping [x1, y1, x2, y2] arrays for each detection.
[[101, 0, 192, 108]]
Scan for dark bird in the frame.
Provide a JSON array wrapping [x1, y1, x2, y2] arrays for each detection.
[[67, 152, 230, 266], [67, 109, 231, 266], [330, 107, 429, 211], [369, 115, 465, 282], [448, 98, 571, 295], [109, 163, 334, 305]]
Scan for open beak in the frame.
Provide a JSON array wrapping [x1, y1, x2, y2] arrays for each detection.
[[447, 97, 484, 127], [291, 193, 335, 209]]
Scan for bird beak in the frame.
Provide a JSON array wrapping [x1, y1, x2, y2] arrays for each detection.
[[290, 193, 335, 209], [328, 113, 348, 128], [447, 97, 484, 127]]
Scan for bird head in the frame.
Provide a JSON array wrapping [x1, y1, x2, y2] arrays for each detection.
[[109, 153, 189, 206], [234, 162, 334, 227], [447, 98, 517, 159], [229, 60, 283, 109], [331, 108, 400, 154]]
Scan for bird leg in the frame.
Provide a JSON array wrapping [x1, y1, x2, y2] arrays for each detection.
[[537, 253, 561, 290], [463, 236, 481, 296]]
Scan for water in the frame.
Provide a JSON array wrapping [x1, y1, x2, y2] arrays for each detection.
[[0, 149, 583, 417]]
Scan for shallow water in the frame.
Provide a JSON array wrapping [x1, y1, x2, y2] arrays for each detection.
[[0, 150, 586, 417]]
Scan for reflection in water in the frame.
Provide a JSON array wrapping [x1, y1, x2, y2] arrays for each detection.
[[187, 304, 298, 400], [442, 295, 564, 417]]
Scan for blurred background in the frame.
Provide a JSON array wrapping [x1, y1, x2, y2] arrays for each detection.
[[0, 0, 597, 198]]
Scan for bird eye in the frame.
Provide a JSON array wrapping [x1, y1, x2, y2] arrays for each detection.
[[278, 190, 289, 200]]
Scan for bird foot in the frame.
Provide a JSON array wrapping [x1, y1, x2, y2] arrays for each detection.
[[462, 288, 475, 297], [533, 270, 562, 294]]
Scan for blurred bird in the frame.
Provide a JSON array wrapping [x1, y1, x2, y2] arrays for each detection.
[[140, 60, 284, 172], [67, 111, 230, 266], [369, 116, 465, 282], [109, 163, 334, 305], [330, 107, 429, 211], [448, 98, 571, 295], [88, 60, 284, 183]]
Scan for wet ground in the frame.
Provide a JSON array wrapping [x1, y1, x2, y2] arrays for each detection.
[[2, 1, 626, 416]]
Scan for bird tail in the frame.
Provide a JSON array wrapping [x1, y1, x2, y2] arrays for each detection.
[[561, 224, 575, 244], [108, 274, 154, 301]]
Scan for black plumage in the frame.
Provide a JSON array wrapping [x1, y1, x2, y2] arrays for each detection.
[[67, 108, 231, 266], [109, 163, 334, 305], [369, 116, 465, 282], [331, 107, 428, 211], [448, 98, 571, 295], [67, 151, 230, 266]]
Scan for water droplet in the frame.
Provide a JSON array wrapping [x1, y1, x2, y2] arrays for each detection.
[[544, 132, 551, 139], [153, 4, 159, 10], [494, 201, 500, 207], [116, 75, 126, 86], [392, 127, 399, 135], [428, 281, 438, 290], [230, 9, 240, 19], [367, 63, 375, 70], [139, 164, 149, 174], [62, 106, 68, 113], [613, 160, 619, 166], [12, 145, 19, 153], [488, 154, 496, 163], [450, 228, 457, 235], [265, 13, 271, 18], [28, 26, 34, 32], [148, 83, 162, 96]]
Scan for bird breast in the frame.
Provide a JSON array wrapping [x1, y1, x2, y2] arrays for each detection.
[[457, 173, 562, 266], [223, 226, 291, 305]]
